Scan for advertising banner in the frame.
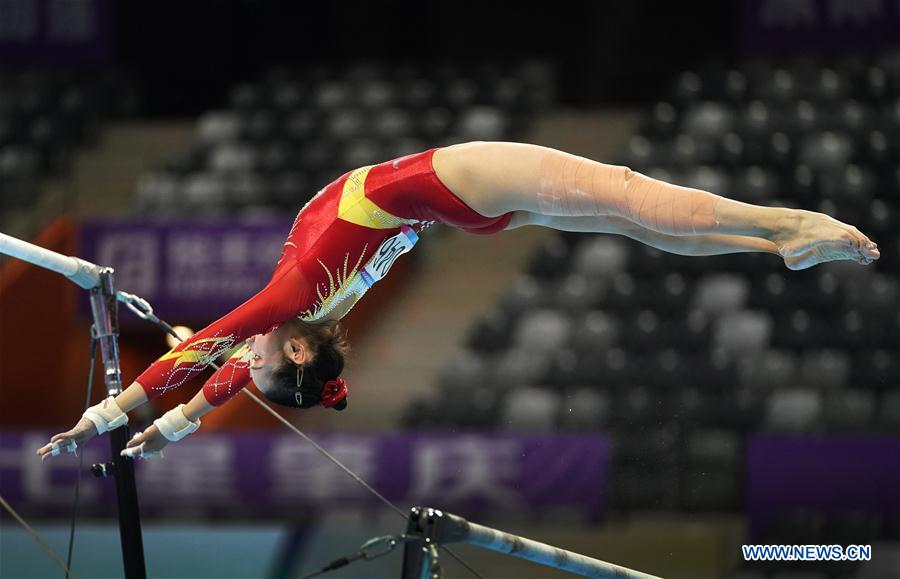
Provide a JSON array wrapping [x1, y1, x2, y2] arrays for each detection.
[[0, 432, 610, 519], [747, 437, 900, 537], [79, 219, 293, 321], [0, 0, 113, 66], [739, 0, 900, 53]]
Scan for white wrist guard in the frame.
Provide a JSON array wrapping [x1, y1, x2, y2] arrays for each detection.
[[153, 405, 201, 442], [82, 396, 128, 435]]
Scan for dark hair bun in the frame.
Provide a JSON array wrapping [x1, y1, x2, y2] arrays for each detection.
[[331, 398, 348, 412]]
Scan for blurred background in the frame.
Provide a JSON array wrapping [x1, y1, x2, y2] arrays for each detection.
[[1, 1, 899, 578]]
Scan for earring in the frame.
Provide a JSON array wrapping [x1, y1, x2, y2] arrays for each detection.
[[294, 364, 304, 407]]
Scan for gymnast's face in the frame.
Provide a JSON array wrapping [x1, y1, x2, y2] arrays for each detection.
[[247, 325, 309, 394]]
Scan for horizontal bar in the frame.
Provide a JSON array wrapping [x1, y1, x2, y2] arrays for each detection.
[[0, 231, 101, 289], [461, 518, 661, 579], [420, 509, 661, 579]]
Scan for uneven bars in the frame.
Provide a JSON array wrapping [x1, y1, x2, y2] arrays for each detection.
[[458, 518, 660, 579], [0, 230, 147, 576], [404, 507, 663, 579], [0, 231, 100, 289]]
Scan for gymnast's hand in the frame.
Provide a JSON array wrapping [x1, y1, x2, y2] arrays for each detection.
[[121, 424, 169, 459], [36, 417, 98, 461]]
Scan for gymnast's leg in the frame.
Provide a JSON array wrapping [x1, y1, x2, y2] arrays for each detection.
[[504, 211, 874, 269], [434, 142, 880, 262]]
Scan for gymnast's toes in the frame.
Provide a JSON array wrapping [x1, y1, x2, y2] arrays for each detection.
[[783, 242, 872, 270]]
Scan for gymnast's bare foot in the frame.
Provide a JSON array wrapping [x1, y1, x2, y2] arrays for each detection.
[[783, 241, 880, 270], [770, 209, 879, 260]]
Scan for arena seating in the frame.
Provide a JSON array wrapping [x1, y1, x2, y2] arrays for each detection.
[[0, 69, 137, 215], [134, 60, 556, 216], [404, 51, 900, 538]]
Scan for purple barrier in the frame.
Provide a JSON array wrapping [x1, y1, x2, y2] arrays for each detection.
[[0, 431, 610, 519], [79, 219, 293, 321], [739, 0, 900, 54], [747, 437, 900, 537]]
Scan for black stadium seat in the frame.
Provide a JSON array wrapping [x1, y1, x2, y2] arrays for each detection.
[[401, 52, 900, 526]]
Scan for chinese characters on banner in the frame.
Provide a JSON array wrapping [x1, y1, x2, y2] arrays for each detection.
[[0, 432, 610, 519], [79, 220, 293, 321]]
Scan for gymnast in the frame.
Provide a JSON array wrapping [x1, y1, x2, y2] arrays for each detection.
[[36, 141, 880, 459]]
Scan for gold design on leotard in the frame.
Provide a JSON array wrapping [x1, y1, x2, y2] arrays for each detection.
[[159, 336, 235, 369], [300, 245, 369, 322], [338, 165, 419, 230]]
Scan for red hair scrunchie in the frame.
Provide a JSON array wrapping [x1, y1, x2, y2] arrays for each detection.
[[319, 378, 348, 408]]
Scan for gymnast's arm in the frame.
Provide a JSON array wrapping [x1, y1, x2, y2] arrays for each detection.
[[506, 211, 780, 256], [37, 265, 308, 460], [120, 264, 307, 408], [119, 374, 221, 457], [120, 347, 252, 457]]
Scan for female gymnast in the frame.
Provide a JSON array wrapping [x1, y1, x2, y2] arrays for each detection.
[[37, 141, 880, 459]]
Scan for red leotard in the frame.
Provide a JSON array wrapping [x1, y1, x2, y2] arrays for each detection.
[[135, 148, 512, 406]]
